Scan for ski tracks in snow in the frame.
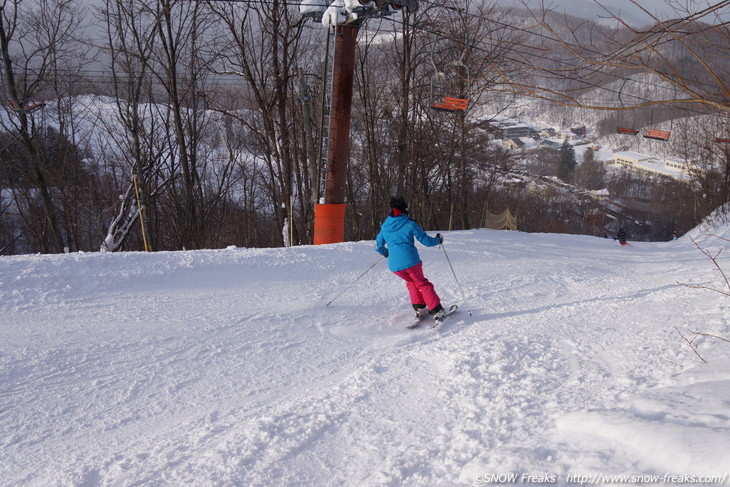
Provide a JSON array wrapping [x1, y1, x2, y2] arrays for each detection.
[[3, 232, 730, 485]]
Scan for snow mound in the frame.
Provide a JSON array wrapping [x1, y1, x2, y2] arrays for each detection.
[[686, 203, 730, 244]]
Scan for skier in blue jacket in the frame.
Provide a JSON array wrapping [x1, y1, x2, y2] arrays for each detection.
[[375, 196, 446, 325]]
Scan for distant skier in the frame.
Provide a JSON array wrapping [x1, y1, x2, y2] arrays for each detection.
[[672, 230, 678, 241], [375, 196, 446, 326], [616, 227, 629, 246]]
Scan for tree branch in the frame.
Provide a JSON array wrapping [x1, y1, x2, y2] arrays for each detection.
[[677, 328, 708, 363], [689, 330, 730, 344], [679, 234, 730, 296]]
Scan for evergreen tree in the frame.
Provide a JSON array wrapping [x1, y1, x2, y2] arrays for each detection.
[[583, 147, 595, 165], [558, 139, 577, 182]]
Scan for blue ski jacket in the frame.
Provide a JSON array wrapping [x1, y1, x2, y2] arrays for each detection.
[[375, 215, 441, 272]]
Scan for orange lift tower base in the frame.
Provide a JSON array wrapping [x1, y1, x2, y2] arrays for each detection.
[[314, 203, 346, 244], [313, 24, 358, 245]]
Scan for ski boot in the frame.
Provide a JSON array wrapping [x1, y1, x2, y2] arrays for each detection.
[[413, 303, 428, 320], [430, 304, 446, 326]]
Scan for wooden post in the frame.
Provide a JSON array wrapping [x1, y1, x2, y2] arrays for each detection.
[[132, 174, 150, 252]]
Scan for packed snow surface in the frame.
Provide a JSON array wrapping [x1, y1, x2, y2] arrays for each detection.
[[2, 226, 730, 486]]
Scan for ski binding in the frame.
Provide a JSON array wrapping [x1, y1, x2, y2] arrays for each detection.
[[406, 304, 458, 329]]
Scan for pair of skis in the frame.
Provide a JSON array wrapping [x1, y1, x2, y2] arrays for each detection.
[[406, 304, 459, 329]]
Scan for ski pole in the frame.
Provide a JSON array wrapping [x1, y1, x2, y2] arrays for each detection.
[[326, 256, 385, 306], [441, 243, 473, 317]]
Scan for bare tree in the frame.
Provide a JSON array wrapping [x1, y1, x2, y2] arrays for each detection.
[[150, 0, 220, 250], [677, 233, 730, 362], [97, 0, 176, 251], [491, 1, 730, 113], [417, 0, 523, 229], [352, 26, 398, 236], [0, 0, 93, 253], [465, 0, 730, 225], [208, 0, 310, 246], [347, 0, 522, 234]]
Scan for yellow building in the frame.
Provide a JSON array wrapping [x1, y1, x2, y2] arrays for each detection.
[[613, 151, 653, 168]]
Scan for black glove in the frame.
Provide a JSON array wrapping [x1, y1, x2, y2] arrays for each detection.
[[436, 233, 443, 244], [383, 248, 389, 258]]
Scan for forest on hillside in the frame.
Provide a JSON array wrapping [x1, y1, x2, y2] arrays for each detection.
[[1, 0, 729, 255]]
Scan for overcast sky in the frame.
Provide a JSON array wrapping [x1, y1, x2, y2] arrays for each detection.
[[498, 0, 729, 26]]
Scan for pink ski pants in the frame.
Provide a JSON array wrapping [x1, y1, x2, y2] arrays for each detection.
[[393, 261, 441, 311]]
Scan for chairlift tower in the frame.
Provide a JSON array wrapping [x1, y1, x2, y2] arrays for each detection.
[[301, 0, 417, 244]]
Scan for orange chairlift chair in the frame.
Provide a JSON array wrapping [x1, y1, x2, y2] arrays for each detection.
[[432, 96, 469, 112], [642, 109, 672, 141], [643, 128, 672, 141], [715, 117, 730, 143], [8, 98, 45, 113], [642, 90, 674, 141], [429, 52, 469, 113]]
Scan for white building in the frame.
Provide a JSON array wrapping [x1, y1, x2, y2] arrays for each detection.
[[612, 151, 694, 181]]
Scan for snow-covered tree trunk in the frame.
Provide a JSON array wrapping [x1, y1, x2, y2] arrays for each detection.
[[282, 218, 290, 247], [100, 183, 139, 252]]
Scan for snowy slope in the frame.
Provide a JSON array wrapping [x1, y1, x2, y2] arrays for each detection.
[[2, 226, 730, 486]]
